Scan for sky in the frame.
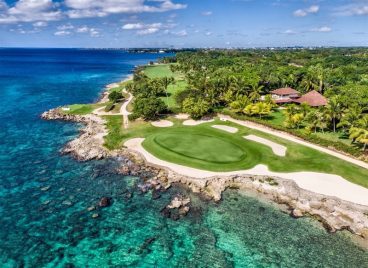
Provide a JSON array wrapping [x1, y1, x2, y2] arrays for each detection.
[[0, 0, 367, 48]]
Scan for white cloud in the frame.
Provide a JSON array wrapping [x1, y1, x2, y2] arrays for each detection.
[[202, 11, 212, 16], [122, 21, 175, 35], [173, 29, 187, 36], [293, 5, 319, 17], [0, 0, 62, 24], [65, 0, 187, 18], [76, 26, 89, 33], [311, 26, 332, 32], [54, 30, 71, 36], [283, 29, 297, 35], [205, 31, 212, 36], [33, 21, 48, 27], [57, 24, 74, 30], [334, 4, 368, 16]]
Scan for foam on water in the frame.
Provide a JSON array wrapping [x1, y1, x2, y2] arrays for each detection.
[[0, 49, 367, 267]]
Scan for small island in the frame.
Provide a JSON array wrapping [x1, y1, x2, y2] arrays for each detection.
[[42, 49, 368, 243]]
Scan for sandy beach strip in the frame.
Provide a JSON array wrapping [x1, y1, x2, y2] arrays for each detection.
[[125, 138, 368, 206]]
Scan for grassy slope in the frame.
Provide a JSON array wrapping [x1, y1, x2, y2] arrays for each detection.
[[251, 108, 359, 149], [63, 103, 105, 115], [143, 64, 187, 109], [104, 115, 368, 188]]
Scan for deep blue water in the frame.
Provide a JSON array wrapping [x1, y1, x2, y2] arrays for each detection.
[[0, 48, 367, 267]]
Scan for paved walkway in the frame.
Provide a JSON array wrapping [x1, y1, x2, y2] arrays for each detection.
[[219, 114, 368, 170], [121, 89, 133, 129], [92, 89, 133, 129]]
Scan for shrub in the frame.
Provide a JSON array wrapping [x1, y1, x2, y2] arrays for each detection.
[[133, 97, 167, 120], [108, 91, 123, 103], [104, 103, 115, 112], [128, 113, 140, 121]]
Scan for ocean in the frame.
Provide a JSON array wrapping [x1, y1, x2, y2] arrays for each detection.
[[0, 48, 367, 267]]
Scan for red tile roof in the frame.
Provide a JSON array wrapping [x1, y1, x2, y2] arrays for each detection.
[[275, 98, 294, 104], [294, 90, 327, 107], [271, 87, 300, 96]]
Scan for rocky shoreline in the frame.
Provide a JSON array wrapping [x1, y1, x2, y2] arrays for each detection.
[[41, 107, 368, 245]]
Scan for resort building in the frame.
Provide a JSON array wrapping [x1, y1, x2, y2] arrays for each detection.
[[294, 90, 327, 107], [270, 87, 301, 104]]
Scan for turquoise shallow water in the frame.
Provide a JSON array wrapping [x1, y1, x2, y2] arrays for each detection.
[[0, 49, 367, 267]]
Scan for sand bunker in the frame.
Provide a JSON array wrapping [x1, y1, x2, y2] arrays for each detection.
[[175, 113, 190, 120], [212, 125, 238, 133], [244, 135, 286, 157], [124, 138, 368, 206], [183, 119, 214, 126], [151, 120, 174, 128]]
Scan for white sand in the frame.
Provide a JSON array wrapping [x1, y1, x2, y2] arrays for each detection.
[[244, 135, 287, 157], [183, 119, 215, 126], [175, 113, 190, 120], [106, 83, 119, 89], [125, 138, 368, 206], [151, 120, 174, 128], [219, 115, 368, 170], [212, 125, 238, 133]]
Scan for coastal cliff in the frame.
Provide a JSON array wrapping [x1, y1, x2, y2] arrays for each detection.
[[41, 108, 368, 244]]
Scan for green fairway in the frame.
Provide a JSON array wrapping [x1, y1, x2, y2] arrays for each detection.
[[144, 64, 187, 109], [131, 118, 368, 187], [144, 64, 178, 78], [153, 132, 246, 163]]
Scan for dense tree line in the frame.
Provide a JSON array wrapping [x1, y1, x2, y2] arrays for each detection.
[[127, 69, 171, 120], [171, 49, 368, 151]]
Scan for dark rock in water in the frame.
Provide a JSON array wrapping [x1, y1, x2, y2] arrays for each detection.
[[123, 191, 133, 201], [152, 191, 161, 200], [171, 213, 180, 221], [139, 237, 156, 253], [160, 207, 171, 218], [179, 206, 190, 216], [99, 197, 111, 207], [64, 263, 75, 268]]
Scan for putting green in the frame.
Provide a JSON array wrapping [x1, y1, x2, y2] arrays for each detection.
[[153, 133, 246, 163], [142, 128, 265, 171]]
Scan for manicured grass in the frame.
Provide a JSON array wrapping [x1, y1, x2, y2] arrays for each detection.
[[144, 64, 187, 109], [313, 131, 352, 146], [62, 103, 104, 115], [153, 132, 246, 163], [144, 64, 178, 79], [102, 113, 367, 187], [135, 118, 367, 188], [161, 80, 187, 109]]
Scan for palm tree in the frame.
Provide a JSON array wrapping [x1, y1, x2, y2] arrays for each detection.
[[248, 82, 264, 103], [349, 127, 368, 151], [357, 115, 368, 129], [251, 102, 271, 118], [337, 106, 363, 132], [230, 95, 250, 113], [161, 77, 174, 105], [305, 110, 320, 133], [299, 102, 311, 117], [326, 97, 343, 132]]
